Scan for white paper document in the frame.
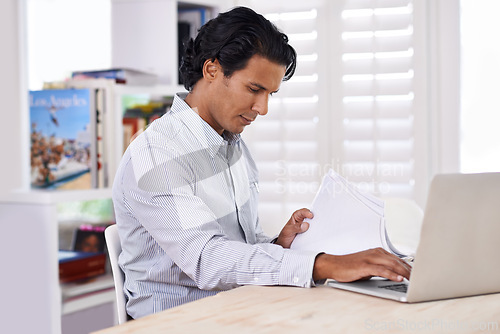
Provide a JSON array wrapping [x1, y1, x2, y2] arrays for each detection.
[[290, 169, 405, 256]]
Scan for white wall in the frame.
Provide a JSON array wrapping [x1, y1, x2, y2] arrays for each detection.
[[0, 0, 29, 193], [427, 0, 461, 176]]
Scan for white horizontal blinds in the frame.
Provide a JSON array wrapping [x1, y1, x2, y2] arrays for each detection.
[[241, 1, 323, 235], [339, 0, 416, 198]]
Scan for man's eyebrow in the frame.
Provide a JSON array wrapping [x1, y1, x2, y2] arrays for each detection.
[[250, 82, 279, 94]]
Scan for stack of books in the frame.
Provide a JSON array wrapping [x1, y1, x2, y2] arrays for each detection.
[[71, 68, 158, 86], [122, 95, 174, 151], [59, 250, 106, 283]]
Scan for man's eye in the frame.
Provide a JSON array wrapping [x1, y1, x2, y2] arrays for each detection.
[[249, 87, 259, 93]]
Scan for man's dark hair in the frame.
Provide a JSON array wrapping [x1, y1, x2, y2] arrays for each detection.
[[179, 6, 297, 91]]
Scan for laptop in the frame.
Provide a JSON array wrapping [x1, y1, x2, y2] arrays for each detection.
[[327, 172, 500, 303]]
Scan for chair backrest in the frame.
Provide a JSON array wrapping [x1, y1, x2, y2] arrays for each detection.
[[384, 197, 424, 255], [104, 224, 128, 324]]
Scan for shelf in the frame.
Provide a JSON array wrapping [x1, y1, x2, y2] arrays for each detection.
[[61, 274, 115, 315], [3, 1, 234, 332], [178, 0, 223, 8], [68, 78, 187, 96], [61, 274, 115, 300], [0, 188, 112, 205], [113, 84, 187, 96], [62, 289, 115, 315]]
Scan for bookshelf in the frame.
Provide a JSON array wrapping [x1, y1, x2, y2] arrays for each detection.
[[1, 1, 233, 334], [111, 0, 228, 85]]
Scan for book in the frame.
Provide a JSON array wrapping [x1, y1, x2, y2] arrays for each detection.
[[121, 96, 173, 151], [72, 225, 107, 253], [94, 88, 108, 188], [71, 68, 158, 86], [64, 79, 114, 188], [29, 89, 97, 190], [59, 250, 106, 283], [178, 7, 208, 39], [178, 21, 191, 85], [178, 7, 209, 85], [123, 117, 147, 151], [290, 169, 407, 257]]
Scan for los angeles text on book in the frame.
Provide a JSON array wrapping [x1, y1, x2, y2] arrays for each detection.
[[59, 250, 106, 283], [29, 89, 98, 190]]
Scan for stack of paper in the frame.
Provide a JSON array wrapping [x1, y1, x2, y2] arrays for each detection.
[[290, 169, 406, 257]]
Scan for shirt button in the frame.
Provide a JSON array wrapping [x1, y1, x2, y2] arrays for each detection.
[[254, 277, 259, 282], [293, 277, 299, 283]]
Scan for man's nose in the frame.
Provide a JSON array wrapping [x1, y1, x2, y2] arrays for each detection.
[[253, 95, 269, 116]]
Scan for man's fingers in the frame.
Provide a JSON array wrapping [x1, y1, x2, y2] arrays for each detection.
[[287, 221, 309, 235], [345, 248, 411, 281], [313, 248, 412, 282], [275, 208, 313, 248], [291, 208, 313, 223], [366, 249, 411, 280], [367, 264, 405, 282]]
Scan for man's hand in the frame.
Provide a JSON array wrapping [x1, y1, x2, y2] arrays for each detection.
[[275, 208, 313, 249], [313, 248, 411, 282]]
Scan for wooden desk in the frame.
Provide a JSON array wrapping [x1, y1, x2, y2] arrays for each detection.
[[93, 285, 500, 333]]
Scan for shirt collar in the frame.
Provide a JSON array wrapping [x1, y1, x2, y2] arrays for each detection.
[[171, 93, 241, 157]]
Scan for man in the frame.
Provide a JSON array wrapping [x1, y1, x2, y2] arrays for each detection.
[[112, 6, 410, 320]]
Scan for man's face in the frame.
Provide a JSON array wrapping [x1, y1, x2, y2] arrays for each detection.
[[202, 54, 287, 135]]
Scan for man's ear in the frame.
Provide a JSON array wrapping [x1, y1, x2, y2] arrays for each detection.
[[202, 59, 221, 82]]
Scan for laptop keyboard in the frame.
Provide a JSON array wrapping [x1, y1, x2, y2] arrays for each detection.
[[378, 283, 408, 293]]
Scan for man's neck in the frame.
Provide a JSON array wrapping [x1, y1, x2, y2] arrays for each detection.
[[184, 86, 223, 135]]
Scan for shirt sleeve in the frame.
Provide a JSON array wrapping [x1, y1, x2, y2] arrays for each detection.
[[124, 141, 319, 291]]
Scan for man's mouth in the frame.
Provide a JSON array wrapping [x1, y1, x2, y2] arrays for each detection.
[[240, 115, 255, 125]]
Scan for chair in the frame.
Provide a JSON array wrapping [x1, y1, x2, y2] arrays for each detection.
[[384, 197, 424, 255], [105, 224, 128, 324]]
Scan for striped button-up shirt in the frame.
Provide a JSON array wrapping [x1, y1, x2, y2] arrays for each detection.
[[112, 93, 318, 319]]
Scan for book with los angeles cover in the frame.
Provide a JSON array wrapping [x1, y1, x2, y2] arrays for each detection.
[[61, 79, 111, 188], [29, 88, 98, 190]]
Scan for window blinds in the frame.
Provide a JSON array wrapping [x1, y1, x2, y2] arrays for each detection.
[[337, 0, 416, 199], [240, 1, 323, 235], [239, 0, 424, 235]]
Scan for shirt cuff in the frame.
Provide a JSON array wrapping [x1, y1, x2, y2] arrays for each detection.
[[278, 249, 320, 288]]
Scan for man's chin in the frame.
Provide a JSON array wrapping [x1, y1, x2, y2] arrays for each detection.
[[234, 128, 245, 134], [228, 126, 246, 134]]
